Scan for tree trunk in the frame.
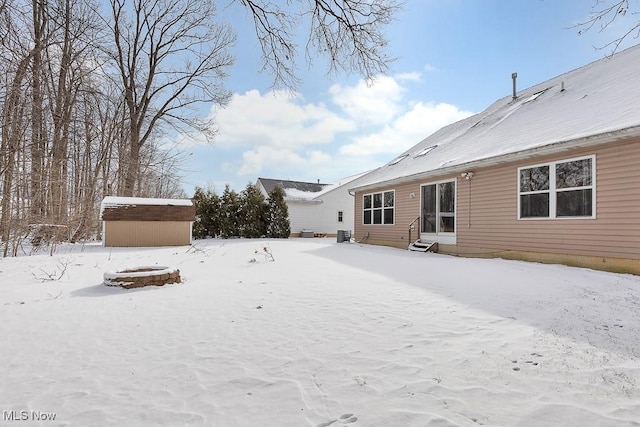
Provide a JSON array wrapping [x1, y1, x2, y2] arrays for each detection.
[[1, 54, 31, 255], [30, 0, 46, 219]]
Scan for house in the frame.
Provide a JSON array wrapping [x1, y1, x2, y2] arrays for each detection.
[[349, 44, 640, 275], [100, 196, 195, 247], [257, 174, 364, 237]]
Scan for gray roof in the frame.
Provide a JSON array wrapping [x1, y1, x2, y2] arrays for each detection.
[[350, 43, 640, 192]]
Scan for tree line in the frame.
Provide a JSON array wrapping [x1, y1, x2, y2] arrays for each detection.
[[193, 183, 290, 239], [0, 0, 399, 256]]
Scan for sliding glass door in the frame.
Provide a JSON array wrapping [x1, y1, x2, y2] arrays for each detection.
[[421, 180, 456, 242]]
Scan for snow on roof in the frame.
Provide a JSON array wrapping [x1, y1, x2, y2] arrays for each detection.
[[351, 44, 640, 191], [259, 172, 368, 202], [258, 178, 327, 195], [100, 196, 193, 218]]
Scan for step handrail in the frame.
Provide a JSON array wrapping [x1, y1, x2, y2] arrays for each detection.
[[408, 216, 420, 246]]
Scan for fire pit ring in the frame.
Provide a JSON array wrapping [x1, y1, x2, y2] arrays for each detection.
[[104, 266, 181, 289]]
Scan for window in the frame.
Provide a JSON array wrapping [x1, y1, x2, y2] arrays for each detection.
[[337, 211, 343, 223], [518, 156, 594, 219], [415, 145, 437, 157], [363, 190, 395, 225], [389, 155, 408, 165]]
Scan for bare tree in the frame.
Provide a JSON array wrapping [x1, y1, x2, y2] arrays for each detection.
[[105, 0, 235, 197], [575, 1, 640, 53], [237, 0, 402, 89], [0, 2, 34, 256], [0, 0, 402, 252]]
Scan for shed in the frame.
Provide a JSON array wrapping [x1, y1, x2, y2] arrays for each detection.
[[100, 197, 195, 247]]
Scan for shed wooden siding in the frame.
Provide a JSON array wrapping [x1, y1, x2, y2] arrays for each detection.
[[104, 221, 192, 247], [355, 138, 640, 261]]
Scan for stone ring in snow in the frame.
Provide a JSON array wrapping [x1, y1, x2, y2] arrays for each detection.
[[103, 266, 181, 289]]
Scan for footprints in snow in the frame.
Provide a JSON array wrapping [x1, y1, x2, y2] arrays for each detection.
[[511, 352, 543, 371], [601, 323, 624, 331], [317, 413, 358, 427]]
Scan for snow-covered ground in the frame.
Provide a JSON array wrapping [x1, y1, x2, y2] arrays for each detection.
[[1, 238, 639, 426]]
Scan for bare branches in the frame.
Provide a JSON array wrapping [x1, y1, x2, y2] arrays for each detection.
[[32, 258, 72, 282], [236, 0, 402, 90], [239, 0, 299, 88], [309, 0, 400, 83], [574, 0, 640, 54], [105, 0, 236, 195]]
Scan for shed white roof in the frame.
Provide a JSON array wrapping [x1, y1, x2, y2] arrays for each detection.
[[100, 196, 193, 218], [351, 44, 640, 191]]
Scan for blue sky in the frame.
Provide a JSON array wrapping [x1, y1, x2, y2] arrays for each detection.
[[179, 0, 638, 195]]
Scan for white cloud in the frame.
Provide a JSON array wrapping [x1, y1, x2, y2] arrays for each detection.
[[211, 90, 355, 148], [237, 146, 332, 176], [328, 75, 406, 126], [185, 72, 475, 190], [396, 72, 422, 82], [339, 101, 474, 156]]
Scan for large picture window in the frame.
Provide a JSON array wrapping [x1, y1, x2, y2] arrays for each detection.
[[518, 156, 595, 219], [363, 190, 395, 225]]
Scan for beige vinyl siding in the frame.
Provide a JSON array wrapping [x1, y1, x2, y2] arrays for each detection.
[[457, 139, 640, 260], [355, 178, 453, 247], [355, 138, 640, 271], [104, 221, 192, 247]]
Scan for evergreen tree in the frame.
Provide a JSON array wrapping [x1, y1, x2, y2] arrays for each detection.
[[192, 186, 220, 239], [192, 187, 210, 239], [240, 183, 267, 238], [219, 185, 241, 238], [208, 192, 222, 238], [266, 185, 291, 238]]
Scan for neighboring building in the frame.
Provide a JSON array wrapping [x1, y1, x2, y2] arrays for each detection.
[[100, 197, 195, 247], [257, 174, 364, 237], [349, 44, 640, 274]]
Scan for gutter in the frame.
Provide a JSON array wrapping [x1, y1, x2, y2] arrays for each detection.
[[349, 125, 640, 193]]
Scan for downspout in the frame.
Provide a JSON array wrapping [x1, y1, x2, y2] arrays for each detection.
[[468, 179, 471, 228], [461, 172, 474, 227]]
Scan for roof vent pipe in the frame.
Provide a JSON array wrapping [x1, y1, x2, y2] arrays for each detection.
[[512, 72, 518, 100]]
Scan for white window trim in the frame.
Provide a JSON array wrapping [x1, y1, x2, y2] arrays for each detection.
[[362, 190, 395, 225], [517, 154, 596, 220]]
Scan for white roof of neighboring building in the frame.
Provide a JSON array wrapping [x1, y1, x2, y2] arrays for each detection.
[[351, 44, 640, 191], [285, 172, 366, 200], [259, 172, 368, 202]]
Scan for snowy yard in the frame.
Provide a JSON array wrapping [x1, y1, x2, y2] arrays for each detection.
[[1, 238, 639, 426]]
